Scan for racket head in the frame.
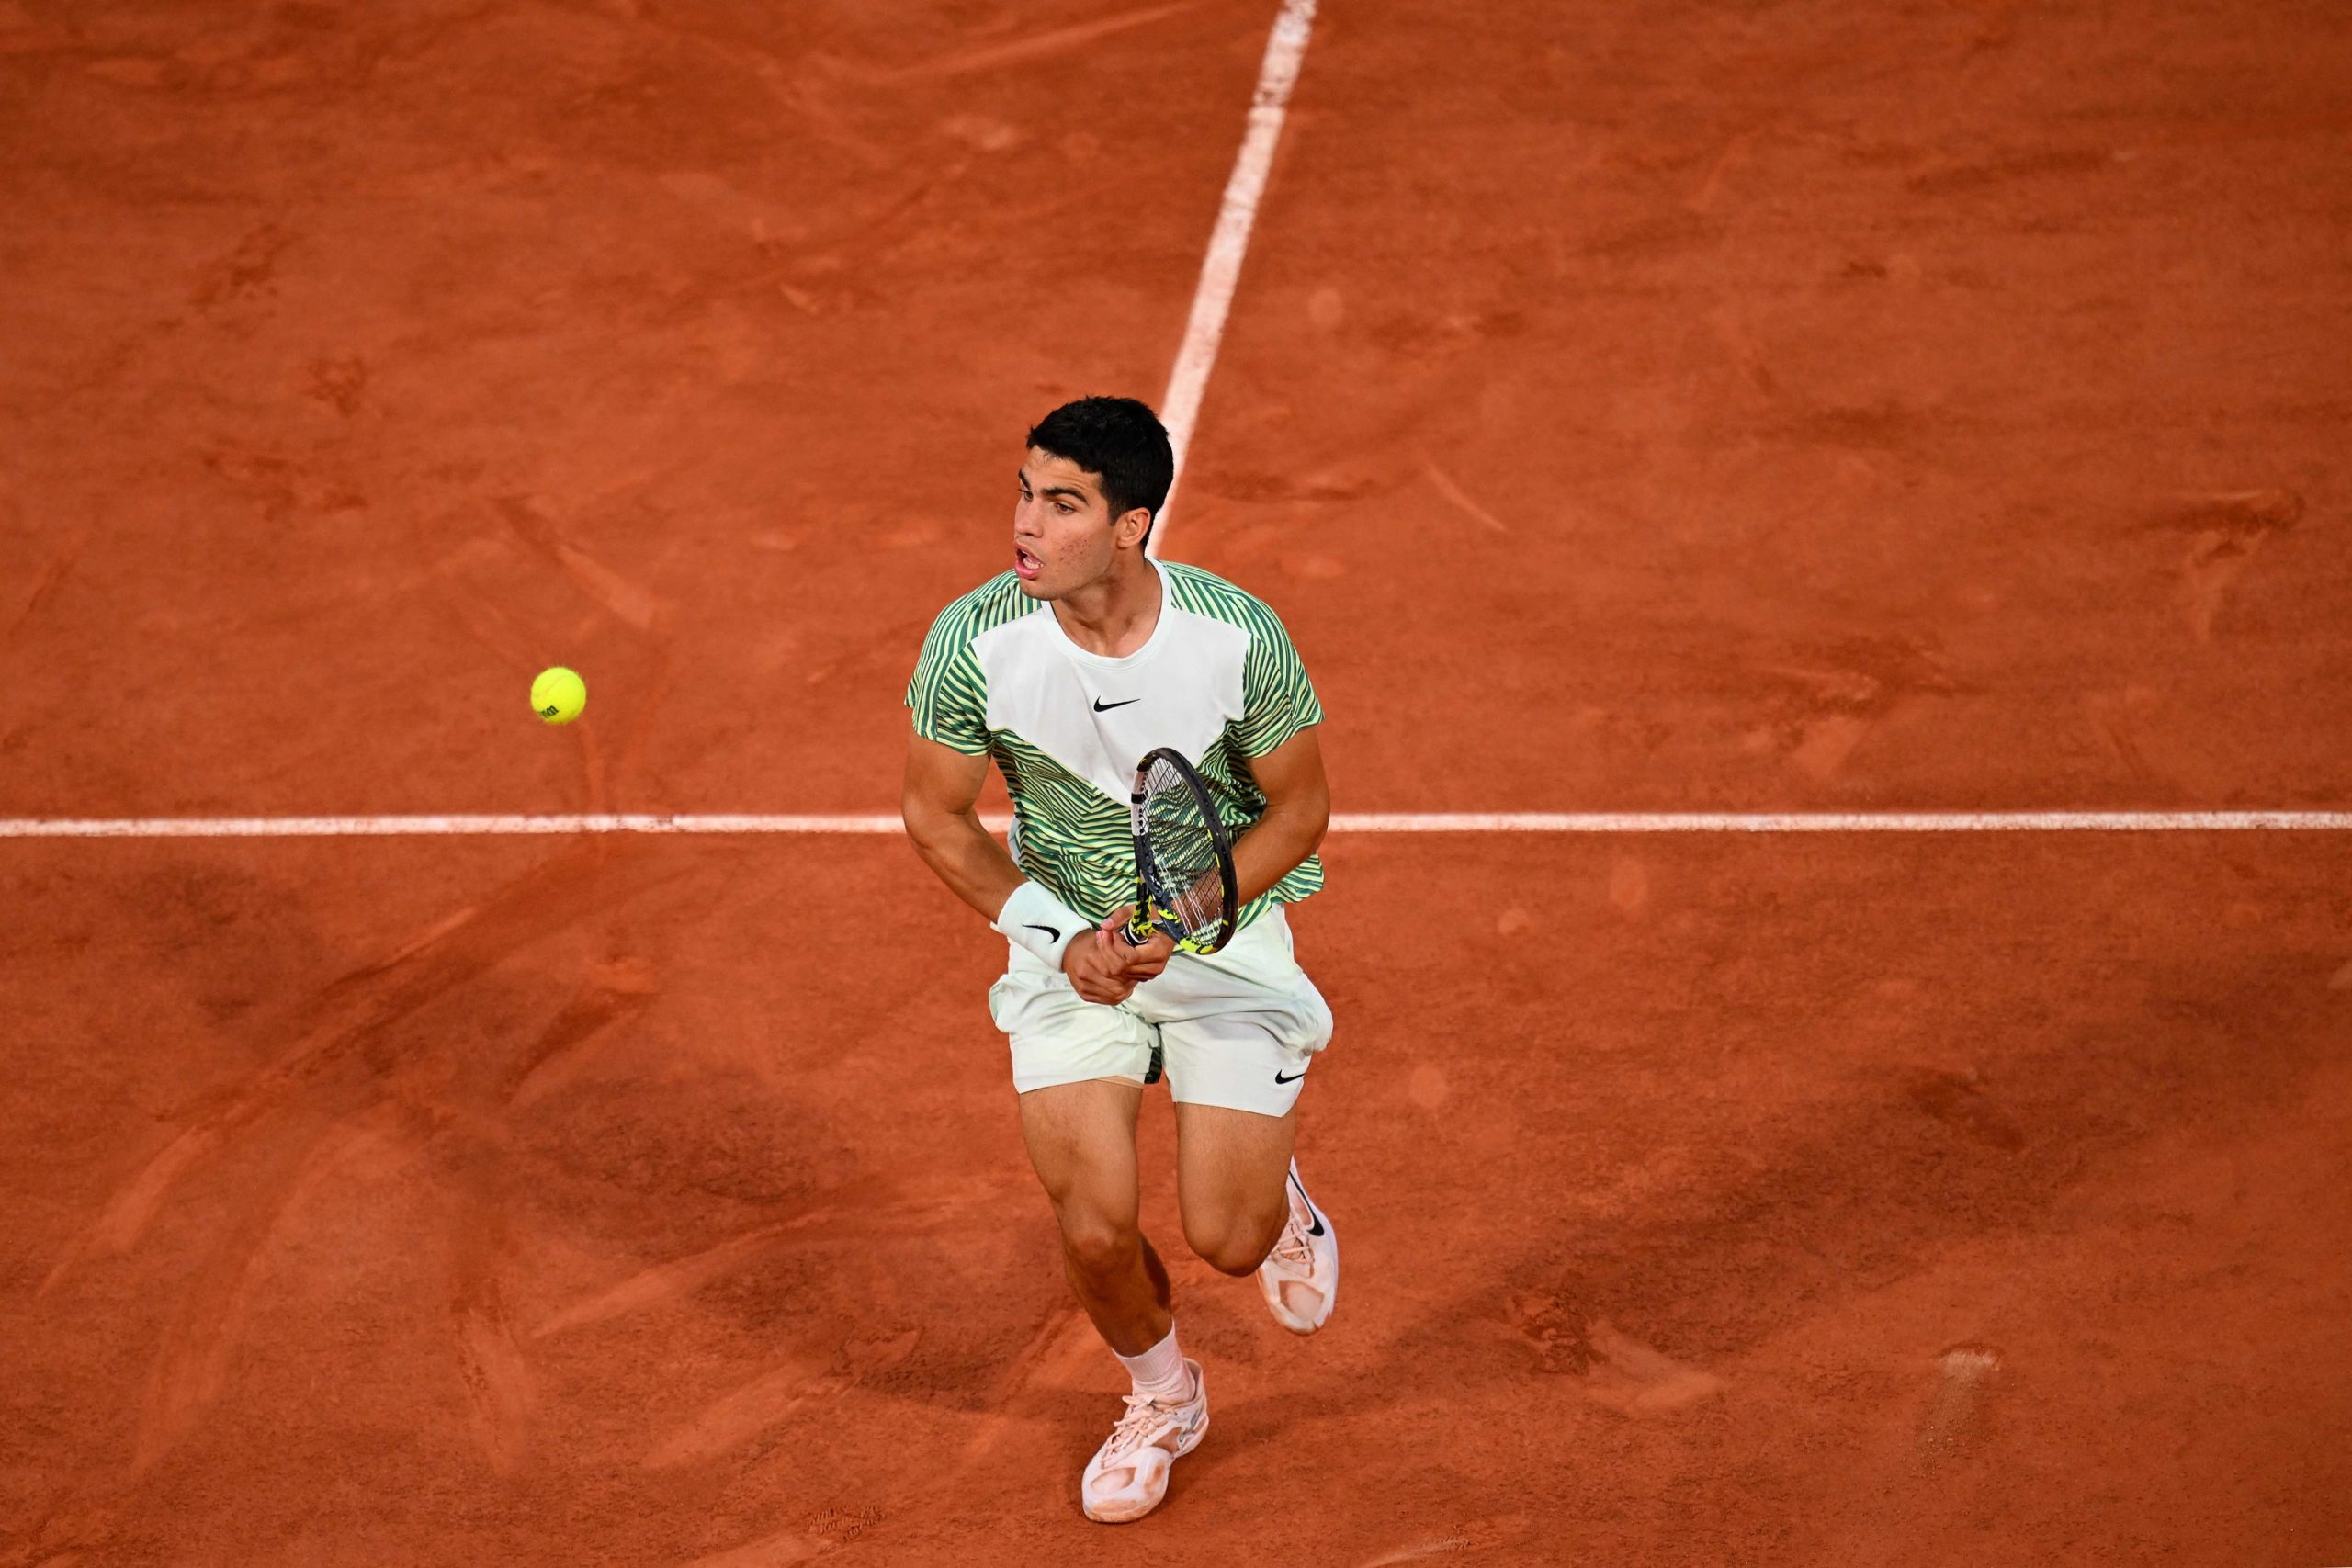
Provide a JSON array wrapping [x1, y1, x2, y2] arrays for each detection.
[[1125, 747, 1239, 954]]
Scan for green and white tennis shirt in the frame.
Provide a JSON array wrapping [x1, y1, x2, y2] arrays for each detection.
[[907, 560, 1325, 931]]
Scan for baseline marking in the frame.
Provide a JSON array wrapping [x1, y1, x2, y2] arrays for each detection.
[[1152, 0, 1317, 542], [5, 812, 2351, 840]]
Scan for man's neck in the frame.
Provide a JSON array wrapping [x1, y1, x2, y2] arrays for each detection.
[[1051, 555, 1162, 658]]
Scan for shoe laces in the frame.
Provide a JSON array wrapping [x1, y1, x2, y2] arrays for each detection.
[[1104, 1380, 1190, 1457], [1269, 1201, 1316, 1269]]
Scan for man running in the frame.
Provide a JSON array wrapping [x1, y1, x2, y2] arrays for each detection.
[[900, 396, 1339, 1523]]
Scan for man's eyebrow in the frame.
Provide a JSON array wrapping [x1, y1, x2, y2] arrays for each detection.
[[1019, 468, 1089, 502]]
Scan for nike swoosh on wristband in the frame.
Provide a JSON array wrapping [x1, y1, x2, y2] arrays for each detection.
[[1023, 923, 1061, 941], [1091, 697, 1140, 712]]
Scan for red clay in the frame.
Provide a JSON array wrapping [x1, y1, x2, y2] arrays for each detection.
[[5, 0, 2351, 1564]]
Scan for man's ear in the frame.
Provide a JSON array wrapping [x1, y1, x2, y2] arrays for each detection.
[[1114, 506, 1154, 551]]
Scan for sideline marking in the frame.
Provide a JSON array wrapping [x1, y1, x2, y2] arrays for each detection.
[[5, 811, 2351, 840], [1152, 0, 1317, 542]]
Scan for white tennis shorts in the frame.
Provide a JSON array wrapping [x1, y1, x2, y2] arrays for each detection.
[[988, 903, 1334, 1117]]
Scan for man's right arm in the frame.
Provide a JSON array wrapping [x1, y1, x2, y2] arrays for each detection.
[[899, 732, 1025, 925], [899, 732, 1167, 1004]]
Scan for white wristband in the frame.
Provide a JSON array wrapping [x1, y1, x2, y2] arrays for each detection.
[[993, 880, 1088, 969]]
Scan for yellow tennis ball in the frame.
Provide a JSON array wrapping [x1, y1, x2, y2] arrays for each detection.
[[531, 666, 586, 725]]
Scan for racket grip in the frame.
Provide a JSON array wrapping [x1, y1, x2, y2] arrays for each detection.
[[1120, 908, 1156, 946]]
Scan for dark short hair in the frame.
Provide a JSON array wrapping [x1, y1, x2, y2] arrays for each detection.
[[1026, 397, 1174, 543]]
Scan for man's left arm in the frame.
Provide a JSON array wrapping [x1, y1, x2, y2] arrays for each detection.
[[1231, 727, 1329, 905]]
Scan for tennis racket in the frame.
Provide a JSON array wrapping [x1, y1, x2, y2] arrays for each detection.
[[1119, 747, 1239, 955]]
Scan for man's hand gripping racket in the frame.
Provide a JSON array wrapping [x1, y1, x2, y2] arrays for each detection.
[[1119, 747, 1239, 957]]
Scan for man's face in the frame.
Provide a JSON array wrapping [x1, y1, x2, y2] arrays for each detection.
[[1012, 448, 1137, 599]]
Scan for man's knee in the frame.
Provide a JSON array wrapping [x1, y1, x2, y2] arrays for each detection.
[[1184, 1208, 1283, 1277], [1059, 1213, 1141, 1283]]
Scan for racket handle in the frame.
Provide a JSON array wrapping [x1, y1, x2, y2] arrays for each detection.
[[1120, 908, 1157, 947]]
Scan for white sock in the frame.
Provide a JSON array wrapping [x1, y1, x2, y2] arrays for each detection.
[[1115, 1323, 1192, 1404]]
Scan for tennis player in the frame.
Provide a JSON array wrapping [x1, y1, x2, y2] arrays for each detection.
[[900, 397, 1339, 1523]]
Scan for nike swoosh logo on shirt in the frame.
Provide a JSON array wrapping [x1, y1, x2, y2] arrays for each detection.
[[1091, 697, 1140, 712]]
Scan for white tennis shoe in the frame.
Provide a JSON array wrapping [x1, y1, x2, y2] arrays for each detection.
[[1257, 1160, 1338, 1334], [1080, 1358, 1209, 1523]]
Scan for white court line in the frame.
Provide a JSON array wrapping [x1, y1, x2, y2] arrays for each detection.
[[5, 812, 2352, 839], [1151, 0, 1317, 543]]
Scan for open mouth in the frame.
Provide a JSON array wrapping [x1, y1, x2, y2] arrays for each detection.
[[1013, 544, 1042, 580]]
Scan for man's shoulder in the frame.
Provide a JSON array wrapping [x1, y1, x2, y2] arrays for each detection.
[[922, 571, 1037, 649], [1159, 560, 1288, 634]]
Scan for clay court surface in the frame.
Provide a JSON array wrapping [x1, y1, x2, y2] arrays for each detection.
[[5, 1, 2351, 1562]]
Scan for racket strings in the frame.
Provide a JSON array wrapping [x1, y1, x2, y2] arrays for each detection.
[[1139, 756, 1230, 939]]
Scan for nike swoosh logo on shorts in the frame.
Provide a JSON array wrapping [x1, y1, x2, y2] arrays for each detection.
[[1092, 697, 1140, 711], [1274, 1067, 1306, 1086]]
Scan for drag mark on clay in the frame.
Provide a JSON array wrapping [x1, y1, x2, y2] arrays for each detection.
[[675, 1506, 882, 1567], [2154, 488, 2303, 642], [1419, 456, 1510, 535], [1363, 1541, 1467, 1561], [877, 1, 1203, 82], [1686, 130, 1758, 213], [449, 1182, 536, 1475], [1917, 1344, 2001, 1461], [1748, 636, 1963, 783], [645, 1356, 828, 1471], [504, 956, 661, 1108], [536, 1176, 1012, 1338], [43, 1122, 226, 1292], [1580, 1323, 1725, 1416], [533, 1220, 799, 1339], [1361, 1516, 1533, 1564], [1362, 1537, 1473, 1565], [1507, 1294, 1723, 1412], [0, 513, 78, 773], [674, 1529, 832, 1568], [451, 1278, 537, 1473], [3, 532, 84, 647], [646, 1328, 919, 1470], [2082, 685, 2171, 794], [135, 1113, 400, 1469], [494, 496, 671, 634]]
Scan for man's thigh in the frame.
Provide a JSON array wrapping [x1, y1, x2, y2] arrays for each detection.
[[1171, 1100, 1295, 1260], [1018, 1078, 1146, 1237]]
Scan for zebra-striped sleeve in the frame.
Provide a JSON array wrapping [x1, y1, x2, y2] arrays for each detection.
[[1234, 598, 1324, 757], [906, 602, 990, 754]]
